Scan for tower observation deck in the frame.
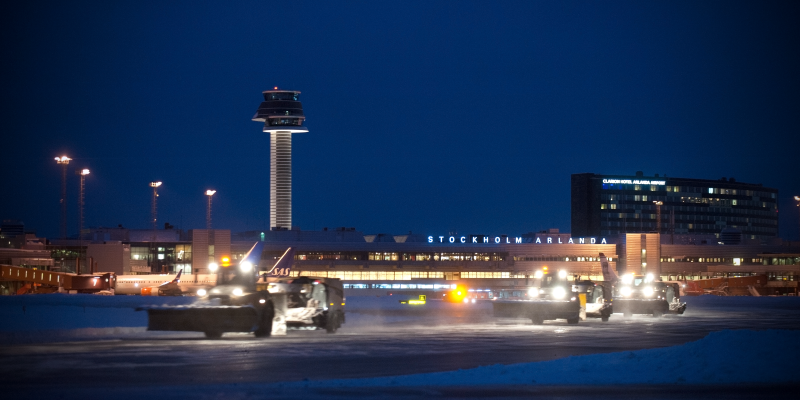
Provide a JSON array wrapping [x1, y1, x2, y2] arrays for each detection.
[[252, 89, 308, 230]]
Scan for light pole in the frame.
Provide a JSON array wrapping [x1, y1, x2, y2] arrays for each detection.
[[149, 181, 162, 273], [150, 182, 162, 238], [795, 196, 800, 241], [55, 156, 71, 239], [205, 190, 216, 230], [76, 168, 90, 274], [653, 201, 663, 234]]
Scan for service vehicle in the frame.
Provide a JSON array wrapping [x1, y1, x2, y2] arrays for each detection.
[[263, 276, 345, 333], [612, 273, 687, 317], [493, 268, 583, 324], [571, 279, 613, 321], [138, 244, 346, 338]]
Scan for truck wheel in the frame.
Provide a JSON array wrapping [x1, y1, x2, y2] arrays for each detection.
[[204, 331, 222, 339], [326, 312, 339, 333], [567, 317, 579, 324], [530, 315, 544, 325], [254, 302, 274, 338], [601, 316, 609, 322]]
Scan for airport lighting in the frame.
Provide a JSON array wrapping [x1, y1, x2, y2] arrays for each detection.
[[206, 190, 216, 230], [54, 156, 71, 239], [150, 181, 162, 235], [76, 168, 90, 274]]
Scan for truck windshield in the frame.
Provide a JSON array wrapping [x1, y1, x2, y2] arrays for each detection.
[[219, 268, 253, 286]]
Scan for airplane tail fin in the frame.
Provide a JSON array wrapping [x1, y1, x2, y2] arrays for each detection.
[[599, 253, 618, 283], [172, 270, 182, 283], [267, 247, 295, 277], [241, 241, 265, 268]]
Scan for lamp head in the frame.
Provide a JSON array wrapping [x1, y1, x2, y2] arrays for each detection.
[[150, 181, 162, 188], [206, 190, 216, 196]]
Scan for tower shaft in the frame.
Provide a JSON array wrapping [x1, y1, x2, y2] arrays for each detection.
[[271, 132, 292, 229]]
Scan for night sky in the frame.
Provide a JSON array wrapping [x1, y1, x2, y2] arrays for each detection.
[[2, 1, 799, 240]]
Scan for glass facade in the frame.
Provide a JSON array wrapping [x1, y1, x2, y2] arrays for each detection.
[[130, 243, 192, 274], [572, 173, 779, 241]]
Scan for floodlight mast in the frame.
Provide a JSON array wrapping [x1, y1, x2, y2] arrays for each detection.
[[150, 181, 162, 240], [206, 190, 216, 230], [252, 88, 308, 230], [76, 168, 90, 273], [55, 156, 71, 239]]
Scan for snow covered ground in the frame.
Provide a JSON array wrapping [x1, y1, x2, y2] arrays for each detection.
[[1, 293, 798, 399], [270, 329, 799, 387]]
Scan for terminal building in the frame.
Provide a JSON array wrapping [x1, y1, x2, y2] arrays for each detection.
[[35, 226, 796, 295], [572, 172, 779, 243]]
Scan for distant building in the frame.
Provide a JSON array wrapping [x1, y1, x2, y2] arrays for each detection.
[[0, 220, 25, 238], [572, 172, 779, 243]]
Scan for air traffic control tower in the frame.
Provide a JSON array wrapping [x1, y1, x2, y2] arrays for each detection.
[[252, 89, 308, 230]]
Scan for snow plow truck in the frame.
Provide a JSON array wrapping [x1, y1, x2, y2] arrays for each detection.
[[138, 244, 345, 338]]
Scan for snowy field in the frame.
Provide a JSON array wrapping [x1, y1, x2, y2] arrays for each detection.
[[1, 294, 798, 399]]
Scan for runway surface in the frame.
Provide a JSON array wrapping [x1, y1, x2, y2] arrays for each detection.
[[2, 295, 799, 397]]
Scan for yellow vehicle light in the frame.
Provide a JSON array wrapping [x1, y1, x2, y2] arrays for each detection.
[[330, 303, 333, 306], [341, 303, 345, 306], [408, 300, 426, 305]]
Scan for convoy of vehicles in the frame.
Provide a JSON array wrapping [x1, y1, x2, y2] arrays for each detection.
[[132, 245, 687, 334], [491, 253, 685, 324]]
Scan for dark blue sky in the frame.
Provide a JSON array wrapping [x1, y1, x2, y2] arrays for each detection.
[[3, 1, 799, 239]]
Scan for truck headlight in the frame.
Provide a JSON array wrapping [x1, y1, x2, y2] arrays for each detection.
[[232, 288, 243, 296], [643, 286, 654, 297], [528, 288, 538, 297], [620, 286, 632, 297], [197, 289, 207, 297], [208, 262, 218, 272], [552, 286, 566, 299], [239, 261, 253, 273], [621, 274, 634, 285]]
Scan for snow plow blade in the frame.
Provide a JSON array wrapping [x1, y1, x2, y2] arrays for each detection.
[[138, 306, 258, 333]]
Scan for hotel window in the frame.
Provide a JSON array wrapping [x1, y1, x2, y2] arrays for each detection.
[[634, 185, 641, 191]]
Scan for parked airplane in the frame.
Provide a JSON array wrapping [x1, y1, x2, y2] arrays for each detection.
[[114, 244, 294, 295], [115, 270, 216, 296]]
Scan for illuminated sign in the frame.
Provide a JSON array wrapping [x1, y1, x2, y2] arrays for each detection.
[[602, 178, 665, 185], [427, 236, 607, 245]]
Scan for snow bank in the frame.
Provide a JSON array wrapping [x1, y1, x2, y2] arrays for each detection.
[[277, 329, 799, 387]]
